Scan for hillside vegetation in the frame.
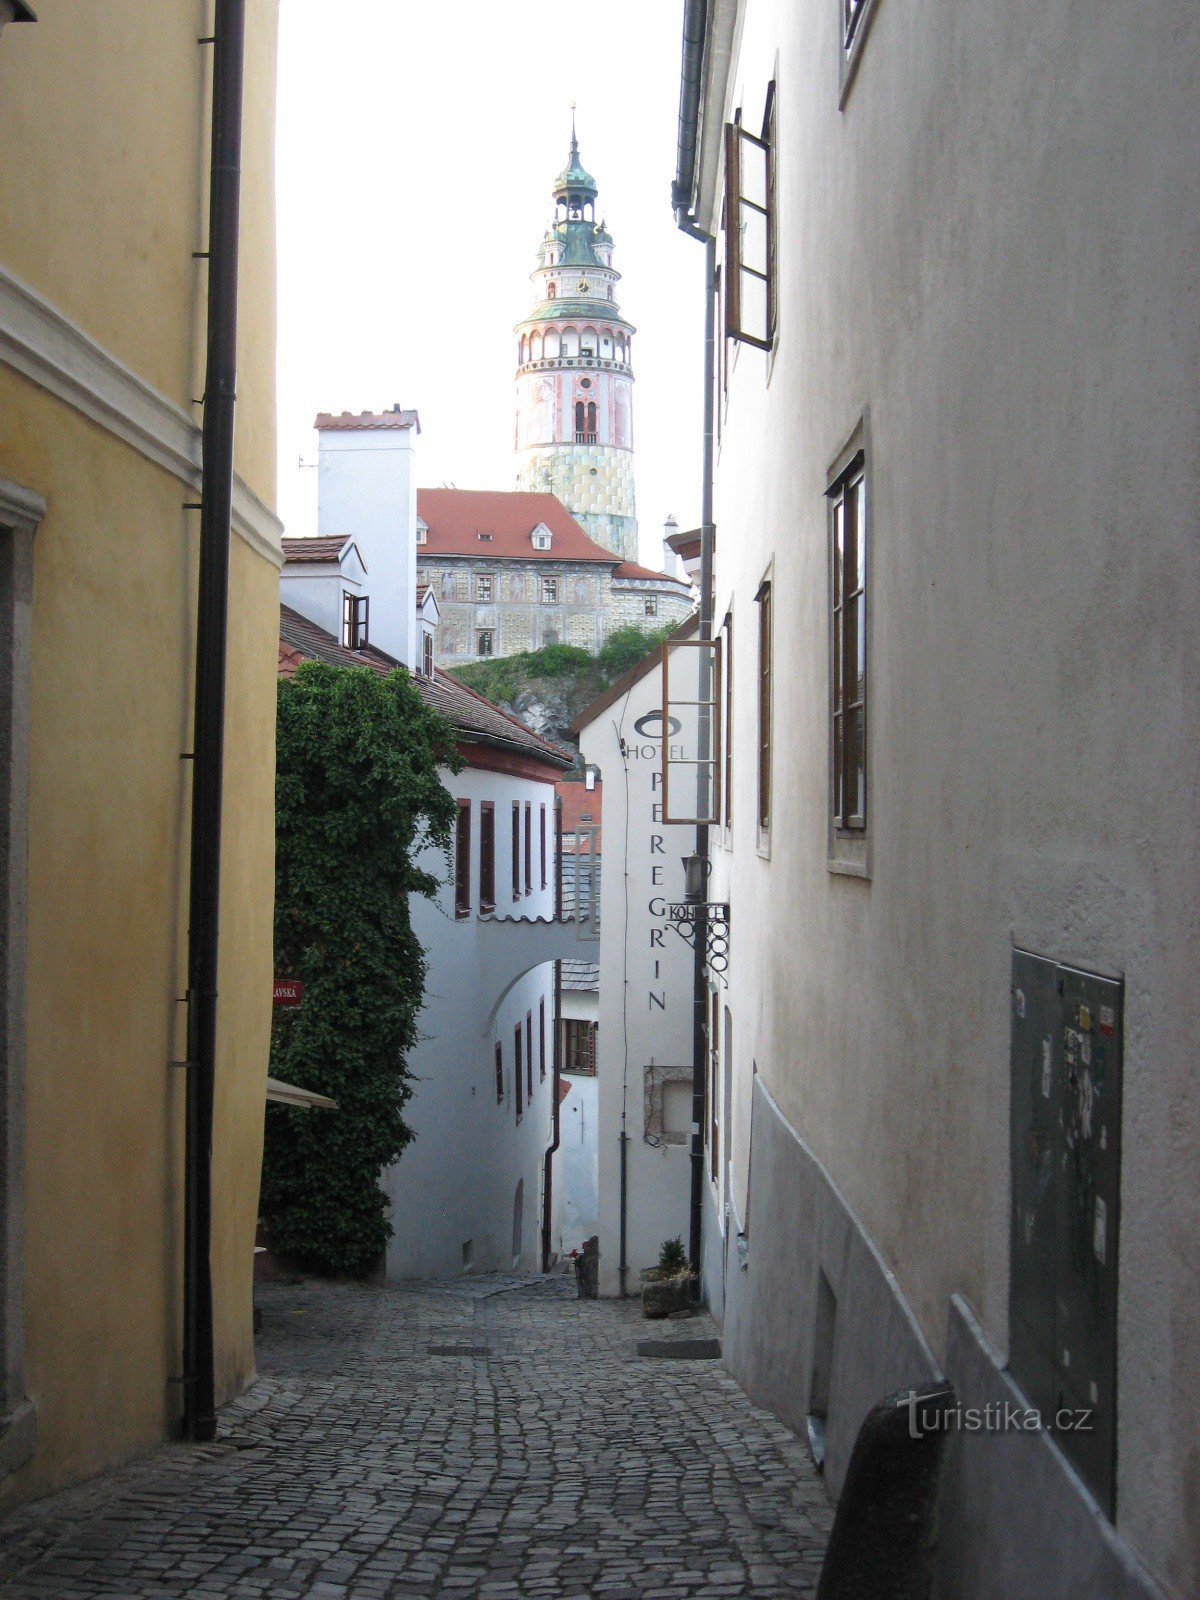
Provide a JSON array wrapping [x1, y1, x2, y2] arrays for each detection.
[[448, 624, 672, 746]]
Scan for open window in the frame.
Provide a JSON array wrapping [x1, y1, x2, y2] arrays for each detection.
[[660, 635, 722, 826], [723, 87, 776, 350]]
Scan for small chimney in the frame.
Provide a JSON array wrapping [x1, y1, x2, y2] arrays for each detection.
[[662, 514, 682, 580]]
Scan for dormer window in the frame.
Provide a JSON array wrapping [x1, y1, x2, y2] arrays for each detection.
[[531, 524, 553, 551], [416, 519, 427, 545], [342, 591, 369, 650], [477, 532, 494, 542], [422, 631, 434, 677]]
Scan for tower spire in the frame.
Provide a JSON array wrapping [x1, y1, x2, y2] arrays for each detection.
[[570, 101, 578, 160]]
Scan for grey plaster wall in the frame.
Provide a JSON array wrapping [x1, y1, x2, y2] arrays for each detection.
[[699, 0, 1200, 1587], [722, 1078, 939, 1496]]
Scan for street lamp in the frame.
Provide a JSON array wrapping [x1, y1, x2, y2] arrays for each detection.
[[682, 852, 706, 903]]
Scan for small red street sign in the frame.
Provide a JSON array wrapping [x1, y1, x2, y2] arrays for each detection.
[[273, 978, 304, 1009]]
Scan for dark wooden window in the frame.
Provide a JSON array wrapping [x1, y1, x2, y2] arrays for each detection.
[[524, 803, 532, 896], [454, 800, 471, 919], [515, 1026, 524, 1118], [422, 631, 434, 677], [756, 581, 772, 834], [479, 802, 495, 911], [495, 1041, 504, 1104], [644, 595, 657, 617], [723, 87, 776, 350], [477, 574, 494, 601], [844, 0, 868, 48], [477, 629, 494, 657], [512, 802, 521, 899], [563, 1019, 597, 1075], [539, 997, 546, 1081], [541, 575, 558, 603], [539, 804, 547, 890], [723, 611, 734, 827], [829, 455, 867, 831], [341, 591, 369, 649], [526, 1011, 534, 1100]]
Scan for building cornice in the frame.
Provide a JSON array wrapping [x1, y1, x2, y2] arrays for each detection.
[[0, 265, 283, 569]]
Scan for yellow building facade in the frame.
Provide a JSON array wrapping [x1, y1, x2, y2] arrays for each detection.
[[0, 1, 281, 1501]]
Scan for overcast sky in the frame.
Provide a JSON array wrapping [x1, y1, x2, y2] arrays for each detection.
[[275, 0, 705, 570]]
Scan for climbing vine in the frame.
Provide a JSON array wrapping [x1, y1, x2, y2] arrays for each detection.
[[260, 661, 461, 1276]]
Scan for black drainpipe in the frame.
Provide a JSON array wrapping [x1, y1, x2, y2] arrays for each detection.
[[541, 799, 564, 1272], [183, 0, 246, 1444]]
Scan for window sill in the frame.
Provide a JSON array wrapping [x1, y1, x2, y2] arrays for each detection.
[[828, 830, 870, 879], [455, 908, 471, 921]]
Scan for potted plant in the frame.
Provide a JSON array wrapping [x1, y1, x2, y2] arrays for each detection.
[[640, 1236, 693, 1318]]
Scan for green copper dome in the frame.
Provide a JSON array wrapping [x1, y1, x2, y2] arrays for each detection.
[[552, 120, 597, 200]]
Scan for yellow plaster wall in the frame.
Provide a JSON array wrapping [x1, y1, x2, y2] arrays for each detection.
[[0, 0, 280, 1502]]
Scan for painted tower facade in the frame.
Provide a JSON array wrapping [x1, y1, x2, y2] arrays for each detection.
[[515, 130, 638, 562]]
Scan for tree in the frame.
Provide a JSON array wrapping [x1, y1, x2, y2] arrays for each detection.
[[261, 661, 461, 1276]]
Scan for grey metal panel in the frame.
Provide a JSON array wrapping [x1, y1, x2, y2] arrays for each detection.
[[1009, 949, 1059, 1420], [1008, 948, 1123, 1520], [1053, 963, 1122, 1517]]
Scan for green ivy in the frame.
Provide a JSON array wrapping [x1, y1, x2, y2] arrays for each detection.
[[260, 661, 462, 1277]]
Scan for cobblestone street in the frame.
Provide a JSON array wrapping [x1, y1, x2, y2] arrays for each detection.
[[0, 1277, 832, 1600]]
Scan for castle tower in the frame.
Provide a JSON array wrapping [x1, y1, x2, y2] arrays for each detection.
[[514, 123, 638, 563]]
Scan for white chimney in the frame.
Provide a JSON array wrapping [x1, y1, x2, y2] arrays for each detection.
[[315, 406, 421, 669]]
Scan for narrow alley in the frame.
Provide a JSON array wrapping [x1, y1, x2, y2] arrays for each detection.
[[0, 1279, 832, 1600]]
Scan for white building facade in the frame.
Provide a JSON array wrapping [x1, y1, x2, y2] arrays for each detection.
[[280, 413, 593, 1282], [573, 639, 697, 1299], [672, 3, 1200, 1597]]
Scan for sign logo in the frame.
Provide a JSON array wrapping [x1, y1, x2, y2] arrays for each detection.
[[273, 979, 304, 1009], [633, 711, 681, 740]]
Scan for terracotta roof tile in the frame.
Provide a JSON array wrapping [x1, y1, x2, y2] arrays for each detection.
[[281, 535, 353, 565], [278, 604, 570, 770], [612, 560, 690, 586], [416, 489, 615, 564], [314, 408, 420, 432]]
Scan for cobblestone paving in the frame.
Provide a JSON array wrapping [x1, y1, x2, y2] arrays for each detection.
[[0, 1275, 832, 1599]]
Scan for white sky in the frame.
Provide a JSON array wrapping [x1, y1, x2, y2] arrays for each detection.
[[275, 0, 705, 571]]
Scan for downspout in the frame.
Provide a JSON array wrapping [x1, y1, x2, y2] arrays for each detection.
[[541, 799, 564, 1272], [183, 0, 245, 1444]]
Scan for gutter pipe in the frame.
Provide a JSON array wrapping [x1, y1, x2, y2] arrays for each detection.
[[183, 0, 245, 1444], [672, 0, 708, 238]]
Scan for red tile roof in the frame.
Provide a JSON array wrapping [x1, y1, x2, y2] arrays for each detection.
[[281, 535, 353, 565], [416, 489, 616, 564], [612, 560, 689, 586], [278, 604, 570, 771], [315, 408, 420, 432]]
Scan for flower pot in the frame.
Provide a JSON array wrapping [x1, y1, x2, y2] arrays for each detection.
[[640, 1267, 692, 1318]]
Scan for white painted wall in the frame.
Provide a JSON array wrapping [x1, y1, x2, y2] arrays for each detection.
[[579, 663, 695, 1297], [558, 986, 599, 1256], [384, 760, 560, 1278], [558, 1074, 598, 1257], [317, 424, 418, 668]]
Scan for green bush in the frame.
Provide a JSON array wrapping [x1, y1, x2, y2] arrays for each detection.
[[658, 1235, 688, 1275], [260, 661, 461, 1277]]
